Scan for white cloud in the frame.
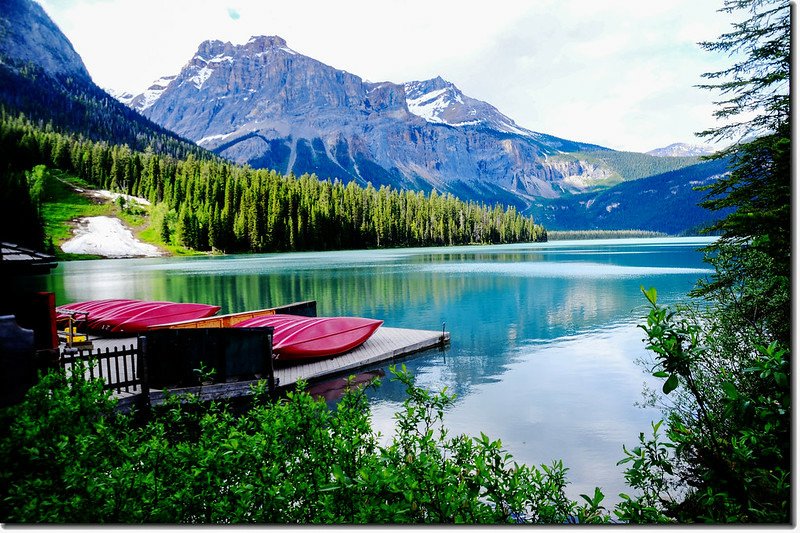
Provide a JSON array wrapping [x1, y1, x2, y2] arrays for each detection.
[[37, 0, 739, 152]]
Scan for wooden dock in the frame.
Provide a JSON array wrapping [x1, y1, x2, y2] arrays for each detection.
[[61, 326, 449, 405], [275, 327, 448, 387]]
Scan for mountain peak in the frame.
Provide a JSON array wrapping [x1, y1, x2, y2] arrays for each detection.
[[403, 77, 463, 124], [242, 35, 297, 55], [246, 35, 288, 48], [193, 39, 233, 60], [190, 36, 296, 64], [403, 77, 534, 136], [406, 76, 453, 94]]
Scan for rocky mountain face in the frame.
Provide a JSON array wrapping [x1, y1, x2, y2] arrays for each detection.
[[0, 0, 90, 80], [124, 35, 616, 205]]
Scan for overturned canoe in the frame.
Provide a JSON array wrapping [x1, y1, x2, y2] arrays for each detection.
[[56, 298, 221, 334], [234, 314, 383, 360]]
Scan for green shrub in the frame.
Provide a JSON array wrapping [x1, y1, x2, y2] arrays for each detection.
[[0, 364, 608, 524]]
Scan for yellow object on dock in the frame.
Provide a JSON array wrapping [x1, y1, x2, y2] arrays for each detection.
[[62, 326, 88, 343]]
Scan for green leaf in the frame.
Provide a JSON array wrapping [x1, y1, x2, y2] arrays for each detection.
[[652, 371, 669, 378], [662, 374, 679, 395], [721, 381, 739, 400], [641, 286, 658, 305]]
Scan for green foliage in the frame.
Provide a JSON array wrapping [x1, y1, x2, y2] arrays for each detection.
[[694, 132, 791, 344], [0, 361, 118, 522], [617, 3, 791, 522], [696, 0, 790, 142], [623, 286, 790, 522], [26, 164, 52, 205], [0, 365, 608, 524], [615, 421, 674, 524], [1, 112, 546, 254], [694, 0, 790, 344]]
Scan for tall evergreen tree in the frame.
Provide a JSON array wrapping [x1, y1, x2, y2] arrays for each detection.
[[694, 0, 791, 343]]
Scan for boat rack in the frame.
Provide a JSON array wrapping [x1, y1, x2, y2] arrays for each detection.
[[57, 310, 94, 351]]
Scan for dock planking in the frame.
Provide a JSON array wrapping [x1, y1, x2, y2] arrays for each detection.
[[60, 326, 449, 403], [274, 327, 448, 387]]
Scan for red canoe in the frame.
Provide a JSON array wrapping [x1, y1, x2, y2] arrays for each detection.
[[234, 314, 383, 360], [56, 299, 221, 334]]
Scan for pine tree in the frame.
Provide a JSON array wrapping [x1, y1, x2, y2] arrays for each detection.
[[693, 0, 790, 343]]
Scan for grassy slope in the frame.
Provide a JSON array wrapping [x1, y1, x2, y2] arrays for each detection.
[[39, 169, 202, 259], [40, 171, 111, 259]]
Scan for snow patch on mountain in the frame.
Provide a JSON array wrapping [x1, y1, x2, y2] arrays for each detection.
[[123, 75, 177, 111], [403, 77, 538, 138], [189, 65, 214, 89], [197, 132, 232, 146], [406, 87, 451, 123], [106, 88, 136, 106]]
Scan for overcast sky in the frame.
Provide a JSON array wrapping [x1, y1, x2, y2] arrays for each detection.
[[38, 0, 739, 152]]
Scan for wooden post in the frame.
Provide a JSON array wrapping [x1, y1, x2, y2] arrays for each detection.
[[137, 335, 151, 409], [265, 328, 276, 395]]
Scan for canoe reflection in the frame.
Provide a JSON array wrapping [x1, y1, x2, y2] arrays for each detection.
[[306, 369, 386, 402]]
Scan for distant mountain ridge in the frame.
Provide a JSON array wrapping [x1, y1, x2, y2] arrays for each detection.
[[646, 142, 717, 158], [526, 157, 731, 234]]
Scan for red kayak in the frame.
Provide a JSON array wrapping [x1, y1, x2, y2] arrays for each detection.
[[234, 314, 383, 360], [56, 298, 221, 334]]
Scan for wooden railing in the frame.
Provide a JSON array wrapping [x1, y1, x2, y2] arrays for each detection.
[[60, 343, 142, 395], [59, 329, 277, 405]]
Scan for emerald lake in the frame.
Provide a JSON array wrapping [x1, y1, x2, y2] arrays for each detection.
[[25, 236, 715, 503]]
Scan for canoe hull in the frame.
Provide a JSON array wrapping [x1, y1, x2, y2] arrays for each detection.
[[56, 299, 221, 334], [234, 314, 383, 360]]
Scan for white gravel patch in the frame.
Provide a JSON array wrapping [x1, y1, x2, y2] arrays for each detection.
[[61, 216, 163, 258]]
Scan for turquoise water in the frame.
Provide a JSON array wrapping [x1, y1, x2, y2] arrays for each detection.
[[27, 236, 715, 503]]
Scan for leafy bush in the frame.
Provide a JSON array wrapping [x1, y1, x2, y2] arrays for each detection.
[[0, 364, 609, 524], [615, 288, 790, 523]]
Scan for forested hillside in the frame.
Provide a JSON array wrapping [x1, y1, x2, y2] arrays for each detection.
[[527, 159, 731, 234], [0, 68, 209, 162], [0, 0, 207, 161], [575, 150, 704, 182], [0, 113, 545, 253]]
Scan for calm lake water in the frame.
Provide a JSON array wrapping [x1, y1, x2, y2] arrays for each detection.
[[25, 236, 715, 504]]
